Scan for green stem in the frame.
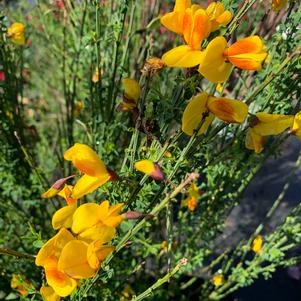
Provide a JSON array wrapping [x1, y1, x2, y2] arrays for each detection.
[[130, 259, 187, 301], [0, 247, 35, 261]]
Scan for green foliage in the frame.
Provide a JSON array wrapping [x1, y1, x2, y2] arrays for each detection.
[[0, 0, 301, 300]]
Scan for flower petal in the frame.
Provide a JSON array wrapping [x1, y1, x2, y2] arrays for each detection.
[[64, 143, 108, 178], [162, 45, 203, 68], [52, 204, 77, 230], [253, 113, 294, 136], [72, 201, 109, 234], [87, 243, 114, 270], [71, 173, 111, 199], [182, 92, 214, 136], [291, 112, 301, 139], [160, 11, 186, 35], [40, 286, 61, 301], [44, 256, 77, 297], [78, 225, 116, 244], [35, 228, 75, 267], [245, 128, 264, 154], [198, 36, 232, 83], [122, 78, 141, 102], [207, 97, 248, 123], [58, 241, 96, 279], [225, 36, 267, 70]]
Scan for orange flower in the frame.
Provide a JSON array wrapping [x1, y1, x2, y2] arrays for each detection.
[[162, 6, 211, 68], [198, 36, 267, 83], [92, 68, 99, 83]]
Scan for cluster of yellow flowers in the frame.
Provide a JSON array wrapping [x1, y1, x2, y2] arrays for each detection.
[[37, 144, 125, 299], [161, 1, 268, 83], [158, 0, 299, 154]]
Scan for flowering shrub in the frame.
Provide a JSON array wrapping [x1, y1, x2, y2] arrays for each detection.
[[0, 0, 301, 300]]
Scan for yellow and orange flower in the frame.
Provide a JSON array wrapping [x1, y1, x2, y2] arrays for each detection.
[[35, 229, 77, 297], [245, 128, 264, 154], [182, 92, 248, 136], [7, 22, 25, 45], [245, 111, 301, 153], [182, 183, 201, 211], [162, 6, 211, 68], [64, 143, 114, 199], [198, 36, 268, 83]]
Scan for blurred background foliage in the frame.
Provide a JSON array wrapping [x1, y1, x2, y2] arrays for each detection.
[[0, 0, 301, 300]]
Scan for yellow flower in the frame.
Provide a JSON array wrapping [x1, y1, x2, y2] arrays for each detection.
[[11, 274, 34, 296], [43, 255, 77, 297], [212, 274, 224, 287], [72, 200, 123, 242], [182, 183, 201, 211], [7, 22, 25, 45], [35, 229, 77, 297], [252, 112, 294, 136], [117, 78, 141, 112], [206, 2, 232, 32], [198, 36, 267, 83], [134, 160, 165, 181], [64, 143, 113, 198], [251, 235, 263, 255], [64, 143, 108, 178], [71, 173, 111, 199], [40, 286, 61, 301], [162, 6, 211, 68], [160, 0, 192, 35], [245, 128, 264, 154], [272, 0, 288, 12], [182, 92, 248, 136]]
